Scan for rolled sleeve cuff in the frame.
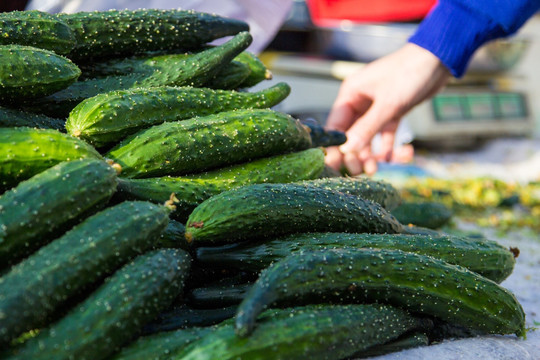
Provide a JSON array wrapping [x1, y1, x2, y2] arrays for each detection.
[[408, 1, 502, 77]]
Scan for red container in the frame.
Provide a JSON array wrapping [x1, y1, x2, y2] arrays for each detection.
[[306, 0, 436, 26]]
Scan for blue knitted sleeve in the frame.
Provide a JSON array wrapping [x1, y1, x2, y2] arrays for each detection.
[[409, 0, 540, 77]]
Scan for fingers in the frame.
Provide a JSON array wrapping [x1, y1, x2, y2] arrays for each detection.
[[324, 146, 343, 171]]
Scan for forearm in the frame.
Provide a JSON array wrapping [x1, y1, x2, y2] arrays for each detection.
[[409, 0, 540, 77]]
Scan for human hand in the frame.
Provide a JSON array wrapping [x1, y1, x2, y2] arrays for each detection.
[[324, 43, 451, 175]]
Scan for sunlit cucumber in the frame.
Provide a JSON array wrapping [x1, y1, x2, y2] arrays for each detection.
[[0, 10, 75, 55], [6, 249, 191, 360], [234, 248, 526, 338], [179, 304, 428, 360], [0, 45, 80, 102], [233, 51, 273, 88], [26, 32, 252, 118], [195, 232, 516, 283], [0, 159, 117, 270], [59, 9, 249, 60], [0, 200, 173, 347], [116, 148, 324, 221], [185, 183, 403, 246], [106, 109, 312, 178], [0, 127, 102, 190], [299, 176, 401, 210], [67, 82, 291, 147]]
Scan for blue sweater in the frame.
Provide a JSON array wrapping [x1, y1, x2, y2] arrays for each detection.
[[409, 0, 540, 77]]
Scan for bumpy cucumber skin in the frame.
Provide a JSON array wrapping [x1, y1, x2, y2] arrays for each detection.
[[205, 60, 251, 90], [67, 81, 291, 147], [234, 248, 526, 338], [27, 31, 253, 118], [117, 148, 324, 221], [300, 176, 402, 210], [234, 51, 272, 88], [195, 232, 516, 283], [157, 220, 188, 250], [59, 9, 249, 60], [180, 304, 426, 360], [188, 282, 252, 308], [6, 249, 191, 360], [0, 105, 64, 131], [106, 109, 312, 178], [391, 201, 453, 229], [0, 127, 102, 190], [185, 183, 403, 246], [0, 10, 75, 55], [110, 326, 214, 360], [0, 159, 117, 269], [0, 200, 171, 347], [0, 45, 80, 101]]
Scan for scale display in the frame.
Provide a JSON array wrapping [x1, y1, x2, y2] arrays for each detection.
[[432, 92, 528, 122]]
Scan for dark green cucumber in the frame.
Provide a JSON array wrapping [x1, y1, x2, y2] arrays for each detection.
[[110, 326, 214, 360], [299, 118, 347, 148], [0, 200, 173, 347], [357, 331, 429, 358], [179, 304, 428, 360], [0, 159, 118, 269], [0, 105, 64, 131], [0, 10, 75, 55], [234, 248, 526, 338], [391, 201, 453, 229], [185, 183, 403, 246], [234, 51, 272, 88], [0, 45, 80, 101], [106, 109, 312, 178], [188, 282, 252, 308], [157, 220, 187, 250], [6, 249, 191, 360], [67, 82, 291, 147], [195, 232, 516, 283], [26, 31, 252, 118], [141, 306, 238, 335], [204, 60, 251, 90], [116, 148, 325, 221], [299, 176, 402, 210], [0, 127, 102, 190], [58, 9, 249, 60]]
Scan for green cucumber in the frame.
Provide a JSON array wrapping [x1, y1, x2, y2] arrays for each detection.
[[0, 127, 102, 190], [179, 304, 428, 360], [26, 31, 252, 118], [110, 326, 214, 360], [59, 9, 249, 60], [234, 51, 272, 88], [116, 148, 325, 221], [66, 82, 291, 147], [204, 60, 251, 90], [0, 105, 64, 131], [195, 232, 516, 283], [391, 201, 453, 229], [142, 306, 238, 335], [0, 10, 75, 55], [0, 159, 117, 269], [0, 200, 173, 347], [157, 220, 188, 250], [234, 248, 526, 338], [106, 109, 312, 178], [6, 249, 191, 360], [0, 45, 80, 101], [188, 282, 252, 308], [299, 176, 402, 210], [185, 183, 403, 246]]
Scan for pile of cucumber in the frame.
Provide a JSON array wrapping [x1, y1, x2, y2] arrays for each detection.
[[0, 8, 526, 360]]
